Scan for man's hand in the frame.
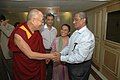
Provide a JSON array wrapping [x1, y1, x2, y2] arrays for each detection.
[[52, 52, 61, 62]]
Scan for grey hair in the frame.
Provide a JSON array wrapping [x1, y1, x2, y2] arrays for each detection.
[[77, 12, 88, 24], [27, 9, 42, 20], [77, 12, 87, 19]]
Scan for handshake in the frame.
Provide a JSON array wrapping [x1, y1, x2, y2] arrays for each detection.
[[46, 52, 61, 64]]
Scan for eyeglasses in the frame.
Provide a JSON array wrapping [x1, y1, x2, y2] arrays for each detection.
[[73, 18, 83, 22]]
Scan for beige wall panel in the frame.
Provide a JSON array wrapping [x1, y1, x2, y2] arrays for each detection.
[[107, 2, 120, 12], [104, 50, 117, 73], [86, 10, 95, 33], [94, 10, 102, 38], [104, 43, 119, 75], [93, 46, 97, 59], [102, 66, 118, 80], [86, 1, 120, 79], [93, 41, 100, 62], [93, 46, 97, 65]]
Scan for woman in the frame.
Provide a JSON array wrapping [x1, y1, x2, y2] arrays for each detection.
[[52, 24, 71, 80]]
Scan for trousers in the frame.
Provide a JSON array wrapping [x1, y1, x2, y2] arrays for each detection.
[[45, 48, 53, 80], [67, 60, 92, 80]]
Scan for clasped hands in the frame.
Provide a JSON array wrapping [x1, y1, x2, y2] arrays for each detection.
[[51, 51, 60, 62], [45, 52, 61, 64]]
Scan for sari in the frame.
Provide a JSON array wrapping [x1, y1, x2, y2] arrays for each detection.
[[52, 37, 69, 80]]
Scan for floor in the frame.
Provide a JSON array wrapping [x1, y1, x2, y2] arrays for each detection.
[[88, 74, 96, 80], [89, 65, 108, 80]]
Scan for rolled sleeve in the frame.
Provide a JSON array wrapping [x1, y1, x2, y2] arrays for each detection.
[[61, 55, 68, 62], [61, 54, 76, 63], [60, 45, 69, 56]]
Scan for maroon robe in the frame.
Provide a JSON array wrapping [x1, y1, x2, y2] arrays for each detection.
[[8, 22, 46, 80]]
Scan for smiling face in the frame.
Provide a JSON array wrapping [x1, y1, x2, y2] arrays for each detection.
[[60, 25, 70, 37], [29, 10, 44, 30], [32, 14, 43, 30], [45, 15, 54, 27]]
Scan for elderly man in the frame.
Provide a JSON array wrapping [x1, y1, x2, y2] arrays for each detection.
[[8, 9, 57, 80], [55, 12, 95, 80]]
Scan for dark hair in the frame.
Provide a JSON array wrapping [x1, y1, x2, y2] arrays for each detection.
[[0, 14, 6, 21], [45, 13, 54, 19], [14, 22, 20, 27], [61, 24, 71, 32]]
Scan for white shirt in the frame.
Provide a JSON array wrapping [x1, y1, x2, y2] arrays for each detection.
[[41, 24, 57, 49], [60, 26, 95, 64]]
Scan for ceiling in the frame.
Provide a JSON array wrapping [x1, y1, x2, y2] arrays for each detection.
[[0, 0, 111, 13]]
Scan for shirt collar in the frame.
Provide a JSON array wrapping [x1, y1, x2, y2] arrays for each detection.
[[75, 25, 87, 34], [44, 24, 56, 30]]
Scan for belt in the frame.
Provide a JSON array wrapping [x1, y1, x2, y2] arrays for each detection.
[[67, 59, 92, 65]]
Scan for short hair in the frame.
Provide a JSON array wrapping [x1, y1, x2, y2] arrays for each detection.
[[14, 22, 20, 27], [27, 9, 43, 20], [45, 13, 54, 19], [0, 14, 6, 21], [77, 12, 88, 24], [61, 24, 71, 32], [77, 12, 87, 19]]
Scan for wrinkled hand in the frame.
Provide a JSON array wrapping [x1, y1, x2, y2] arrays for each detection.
[[52, 52, 61, 62], [49, 52, 57, 60]]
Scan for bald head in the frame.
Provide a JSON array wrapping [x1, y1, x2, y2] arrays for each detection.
[[27, 9, 44, 31], [27, 9, 43, 21]]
